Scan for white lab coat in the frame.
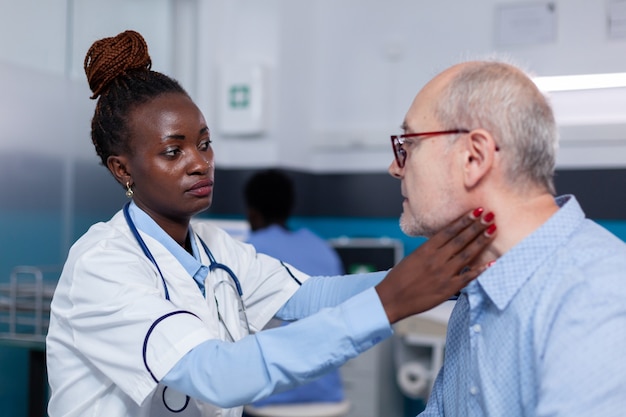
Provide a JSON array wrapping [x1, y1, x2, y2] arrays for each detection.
[[46, 209, 308, 417]]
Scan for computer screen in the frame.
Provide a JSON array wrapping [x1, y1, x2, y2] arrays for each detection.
[[328, 237, 404, 274]]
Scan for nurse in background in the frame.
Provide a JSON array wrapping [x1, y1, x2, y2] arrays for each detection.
[[244, 169, 343, 277], [242, 169, 345, 412], [45, 30, 497, 417]]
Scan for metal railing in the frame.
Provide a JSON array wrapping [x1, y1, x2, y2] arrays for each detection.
[[0, 265, 59, 343]]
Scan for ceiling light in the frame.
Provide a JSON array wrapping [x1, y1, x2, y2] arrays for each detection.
[[532, 72, 626, 92]]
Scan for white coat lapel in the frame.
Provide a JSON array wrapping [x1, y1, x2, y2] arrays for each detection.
[[139, 231, 221, 337]]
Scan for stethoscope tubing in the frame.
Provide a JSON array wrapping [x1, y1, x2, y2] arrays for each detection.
[[123, 202, 172, 300], [123, 202, 245, 301], [200, 239, 243, 297]]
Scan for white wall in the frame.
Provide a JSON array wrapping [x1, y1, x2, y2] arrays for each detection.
[[195, 0, 626, 172], [1, 0, 626, 172]]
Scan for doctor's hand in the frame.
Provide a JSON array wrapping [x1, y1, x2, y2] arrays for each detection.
[[376, 208, 496, 324]]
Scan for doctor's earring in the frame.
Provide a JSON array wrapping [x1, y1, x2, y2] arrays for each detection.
[[125, 181, 134, 198]]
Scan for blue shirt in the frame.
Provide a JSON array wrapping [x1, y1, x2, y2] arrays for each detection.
[[420, 195, 626, 417], [246, 224, 345, 406], [247, 225, 344, 277]]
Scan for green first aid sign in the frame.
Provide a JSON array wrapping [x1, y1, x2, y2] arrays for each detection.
[[229, 84, 250, 108]]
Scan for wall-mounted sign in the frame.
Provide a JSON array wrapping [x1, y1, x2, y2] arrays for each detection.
[[218, 63, 268, 136]]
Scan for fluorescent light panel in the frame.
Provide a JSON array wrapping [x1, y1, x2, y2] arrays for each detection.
[[533, 72, 626, 92]]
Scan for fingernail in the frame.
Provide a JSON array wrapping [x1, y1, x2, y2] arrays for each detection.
[[482, 212, 495, 223], [470, 207, 484, 219], [486, 260, 496, 268], [484, 224, 497, 236]]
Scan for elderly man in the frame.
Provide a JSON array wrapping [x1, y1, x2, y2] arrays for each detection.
[[389, 60, 626, 416]]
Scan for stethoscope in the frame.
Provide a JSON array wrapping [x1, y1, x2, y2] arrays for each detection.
[[123, 202, 251, 341]]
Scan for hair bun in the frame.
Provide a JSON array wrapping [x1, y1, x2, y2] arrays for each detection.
[[84, 30, 152, 99]]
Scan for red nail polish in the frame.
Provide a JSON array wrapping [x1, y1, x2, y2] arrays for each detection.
[[483, 212, 495, 223], [471, 207, 484, 219], [486, 260, 496, 268], [485, 224, 497, 236]]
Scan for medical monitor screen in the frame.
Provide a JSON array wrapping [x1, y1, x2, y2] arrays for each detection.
[[328, 238, 403, 274]]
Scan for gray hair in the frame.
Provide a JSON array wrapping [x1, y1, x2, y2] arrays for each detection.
[[434, 61, 558, 194]]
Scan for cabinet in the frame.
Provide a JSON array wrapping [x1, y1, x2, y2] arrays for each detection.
[[340, 338, 403, 417]]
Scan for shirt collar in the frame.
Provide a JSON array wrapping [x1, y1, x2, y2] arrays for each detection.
[[469, 194, 586, 311], [127, 201, 206, 277]]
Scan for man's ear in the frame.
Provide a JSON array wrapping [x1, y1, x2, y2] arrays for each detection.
[[106, 155, 131, 187], [463, 129, 497, 188]]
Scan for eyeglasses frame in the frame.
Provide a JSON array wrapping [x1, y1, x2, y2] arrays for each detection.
[[390, 129, 471, 168]]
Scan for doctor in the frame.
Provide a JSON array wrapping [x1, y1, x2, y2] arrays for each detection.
[[46, 30, 497, 417]]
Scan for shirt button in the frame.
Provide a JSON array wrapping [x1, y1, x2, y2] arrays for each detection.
[[472, 324, 482, 333], [470, 386, 479, 395]]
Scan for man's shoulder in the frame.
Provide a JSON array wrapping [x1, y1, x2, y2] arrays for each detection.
[[535, 218, 626, 298], [569, 218, 626, 261]]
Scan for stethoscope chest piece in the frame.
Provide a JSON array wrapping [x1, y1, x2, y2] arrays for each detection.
[[162, 386, 190, 413]]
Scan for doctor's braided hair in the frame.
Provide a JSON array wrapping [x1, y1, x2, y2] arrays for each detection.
[[84, 30, 188, 166]]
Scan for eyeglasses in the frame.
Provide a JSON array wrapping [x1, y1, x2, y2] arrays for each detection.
[[390, 129, 470, 168]]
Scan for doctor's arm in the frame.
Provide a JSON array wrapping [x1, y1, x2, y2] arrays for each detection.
[[162, 287, 388, 408], [162, 210, 495, 407], [275, 271, 385, 320], [278, 208, 495, 321]]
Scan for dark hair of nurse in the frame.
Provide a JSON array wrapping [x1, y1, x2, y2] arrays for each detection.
[[244, 169, 295, 231], [85, 30, 214, 249]]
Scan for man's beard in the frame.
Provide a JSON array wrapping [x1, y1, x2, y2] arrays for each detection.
[[399, 211, 439, 238]]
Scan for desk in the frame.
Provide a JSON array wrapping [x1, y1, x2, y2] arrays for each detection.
[[0, 335, 47, 417]]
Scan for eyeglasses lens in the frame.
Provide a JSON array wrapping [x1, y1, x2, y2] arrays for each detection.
[[393, 138, 406, 168]]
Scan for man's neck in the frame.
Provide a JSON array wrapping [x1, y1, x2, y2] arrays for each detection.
[[475, 191, 559, 267]]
